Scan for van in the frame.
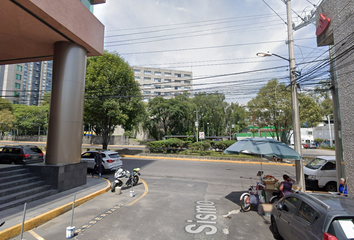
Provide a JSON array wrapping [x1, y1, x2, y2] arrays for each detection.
[[304, 156, 337, 192]]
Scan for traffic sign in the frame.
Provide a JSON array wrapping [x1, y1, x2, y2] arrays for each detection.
[[199, 132, 205, 139]]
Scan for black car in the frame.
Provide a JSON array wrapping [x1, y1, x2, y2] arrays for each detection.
[[0, 145, 44, 165], [271, 192, 354, 240]]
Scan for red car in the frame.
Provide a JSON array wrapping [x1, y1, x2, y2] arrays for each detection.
[[302, 143, 317, 149]]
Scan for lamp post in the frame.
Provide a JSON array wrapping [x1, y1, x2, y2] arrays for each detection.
[[327, 114, 333, 147], [207, 123, 209, 137]]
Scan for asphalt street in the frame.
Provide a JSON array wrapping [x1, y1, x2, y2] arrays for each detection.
[[12, 157, 296, 240]]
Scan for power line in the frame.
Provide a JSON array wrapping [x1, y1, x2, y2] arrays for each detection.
[[261, 0, 287, 24]]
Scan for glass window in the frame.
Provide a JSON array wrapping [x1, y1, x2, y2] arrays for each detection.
[[143, 98, 149, 102], [298, 202, 316, 223], [15, 74, 21, 80], [155, 85, 161, 89], [144, 70, 151, 74], [13, 101, 19, 104], [305, 158, 327, 170], [154, 71, 161, 75], [184, 74, 191, 78], [143, 84, 151, 88], [154, 78, 161, 82], [165, 92, 171, 95], [109, 153, 120, 158], [14, 92, 20, 98], [175, 80, 181, 83], [15, 83, 21, 89], [3, 148, 21, 154], [133, 69, 140, 73], [322, 161, 336, 170], [175, 73, 181, 77], [143, 91, 151, 94], [175, 86, 181, 90], [165, 86, 171, 89], [164, 72, 171, 76], [164, 79, 171, 82], [16, 65, 23, 71], [174, 93, 181, 96], [144, 77, 151, 81], [185, 87, 191, 90], [155, 92, 161, 95], [135, 76, 140, 80], [283, 197, 300, 215], [184, 80, 191, 84]]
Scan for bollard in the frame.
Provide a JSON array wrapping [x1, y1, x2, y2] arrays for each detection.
[[20, 202, 27, 240], [66, 195, 76, 239], [115, 186, 121, 195]]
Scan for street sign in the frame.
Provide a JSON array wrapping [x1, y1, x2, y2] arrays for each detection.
[[195, 121, 199, 127], [231, 124, 235, 129], [199, 132, 205, 139]]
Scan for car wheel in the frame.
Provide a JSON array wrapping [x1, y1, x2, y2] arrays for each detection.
[[326, 182, 337, 192], [271, 216, 282, 239]]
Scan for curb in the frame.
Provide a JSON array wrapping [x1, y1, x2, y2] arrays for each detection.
[[121, 155, 295, 166], [0, 177, 111, 240]]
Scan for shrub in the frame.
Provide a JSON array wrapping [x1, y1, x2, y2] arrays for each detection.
[[200, 150, 212, 156], [314, 138, 324, 144], [146, 138, 185, 153]]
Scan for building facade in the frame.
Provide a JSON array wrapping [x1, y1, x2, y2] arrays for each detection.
[[0, 61, 53, 106], [132, 66, 193, 102]]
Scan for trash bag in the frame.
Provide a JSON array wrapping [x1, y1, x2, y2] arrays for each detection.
[[249, 194, 259, 205]]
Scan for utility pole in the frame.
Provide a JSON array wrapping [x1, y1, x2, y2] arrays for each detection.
[[195, 110, 199, 142], [284, 0, 304, 191]]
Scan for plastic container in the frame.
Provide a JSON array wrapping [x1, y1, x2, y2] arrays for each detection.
[[130, 191, 135, 197], [66, 226, 75, 239], [115, 187, 121, 195]]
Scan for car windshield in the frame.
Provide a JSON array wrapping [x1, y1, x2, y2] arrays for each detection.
[[306, 158, 326, 169], [109, 153, 120, 158]]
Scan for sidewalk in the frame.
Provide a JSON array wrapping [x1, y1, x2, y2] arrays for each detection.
[[0, 175, 110, 239]]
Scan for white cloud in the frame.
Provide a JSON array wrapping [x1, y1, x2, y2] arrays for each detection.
[[94, 0, 321, 104]]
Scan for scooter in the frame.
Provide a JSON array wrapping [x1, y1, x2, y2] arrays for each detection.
[[110, 168, 140, 192]]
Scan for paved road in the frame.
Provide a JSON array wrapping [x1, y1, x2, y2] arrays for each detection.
[[14, 157, 295, 240]]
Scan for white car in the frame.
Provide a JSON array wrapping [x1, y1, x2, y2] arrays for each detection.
[[81, 150, 123, 172], [304, 156, 337, 191]]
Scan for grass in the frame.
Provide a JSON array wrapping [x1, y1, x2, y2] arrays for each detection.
[[169, 150, 260, 159]]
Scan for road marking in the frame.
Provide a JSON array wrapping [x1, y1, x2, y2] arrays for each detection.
[[128, 178, 148, 206], [28, 230, 45, 240]]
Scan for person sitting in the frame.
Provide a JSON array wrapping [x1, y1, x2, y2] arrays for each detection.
[[339, 178, 347, 195], [279, 174, 294, 197]]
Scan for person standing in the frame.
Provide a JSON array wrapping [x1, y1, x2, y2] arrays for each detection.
[[339, 178, 347, 195], [92, 150, 104, 178], [279, 174, 294, 197]]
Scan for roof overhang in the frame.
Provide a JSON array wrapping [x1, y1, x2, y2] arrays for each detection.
[[0, 0, 105, 65]]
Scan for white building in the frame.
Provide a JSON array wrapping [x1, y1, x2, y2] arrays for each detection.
[[132, 66, 193, 102]]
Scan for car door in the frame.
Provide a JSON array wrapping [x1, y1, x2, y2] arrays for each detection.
[[81, 152, 96, 169], [277, 196, 301, 240], [291, 200, 319, 240], [318, 161, 336, 187]]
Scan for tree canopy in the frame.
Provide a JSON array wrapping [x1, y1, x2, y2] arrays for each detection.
[[84, 51, 144, 149]]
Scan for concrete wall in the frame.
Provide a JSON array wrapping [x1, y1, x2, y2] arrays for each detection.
[[316, 0, 354, 193]]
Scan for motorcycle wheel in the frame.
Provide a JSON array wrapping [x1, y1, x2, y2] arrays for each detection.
[[110, 182, 116, 192], [240, 194, 251, 212], [133, 176, 139, 186]]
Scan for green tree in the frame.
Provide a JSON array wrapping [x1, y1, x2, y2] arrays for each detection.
[[84, 51, 144, 149], [0, 109, 15, 135], [13, 104, 47, 135]]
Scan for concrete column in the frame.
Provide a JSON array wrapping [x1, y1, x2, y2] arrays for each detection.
[[46, 41, 87, 165]]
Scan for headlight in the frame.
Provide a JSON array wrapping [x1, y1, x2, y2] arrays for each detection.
[[307, 175, 316, 180]]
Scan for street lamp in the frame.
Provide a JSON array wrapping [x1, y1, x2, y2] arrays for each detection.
[[207, 123, 209, 137], [257, 50, 304, 191]]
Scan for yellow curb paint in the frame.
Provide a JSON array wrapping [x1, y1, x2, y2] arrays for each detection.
[[129, 179, 148, 207], [28, 230, 45, 240], [121, 155, 293, 166], [0, 178, 111, 240]]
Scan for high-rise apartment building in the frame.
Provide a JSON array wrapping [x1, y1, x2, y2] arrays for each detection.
[[0, 61, 53, 106], [132, 66, 193, 102]]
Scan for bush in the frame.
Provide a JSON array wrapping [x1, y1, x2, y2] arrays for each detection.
[[199, 150, 212, 156], [146, 138, 185, 153], [314, 138, 324, 144]]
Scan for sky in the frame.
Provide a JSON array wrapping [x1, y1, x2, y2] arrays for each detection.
[[93, 0, 327, 105]]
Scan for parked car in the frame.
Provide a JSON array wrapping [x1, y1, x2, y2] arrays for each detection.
[[0, 145, 44, 164], [304, 156, 337, 191], [80, 150, 123, 172], [303, 143, 317, 149], [271, 192, 354, 240]]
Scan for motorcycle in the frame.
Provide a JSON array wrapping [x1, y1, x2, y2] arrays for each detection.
[[110, 167, 140, 192]]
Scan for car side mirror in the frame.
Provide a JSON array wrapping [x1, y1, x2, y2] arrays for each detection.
[[282, 205, 289, 212], [277, 203, 283, 211]]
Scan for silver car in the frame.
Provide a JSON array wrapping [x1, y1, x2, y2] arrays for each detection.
[[81, 150, 123, 172]]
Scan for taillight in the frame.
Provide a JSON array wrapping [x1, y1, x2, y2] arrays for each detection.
[[40, 153, 44, 156], [323, 233, 338, 240], [21, 154, 31, 158], [106, 159, 114, 163]]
